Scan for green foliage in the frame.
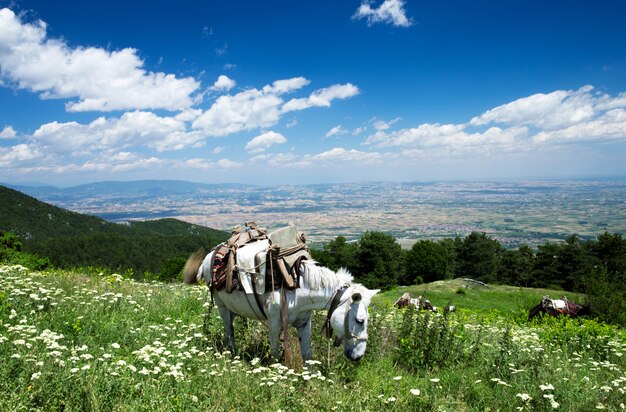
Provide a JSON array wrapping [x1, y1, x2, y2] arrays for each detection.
[[498, 244, 534, 286], [456, 232, 503, 282], [355, 231, 404, 290], [584, 267, 626, 327], [312, 235, 358, 271], [395, 307, 464, 371], [0, 185, 229, 277], [0, 230, 50, 270], [405, 239, 452, 284]]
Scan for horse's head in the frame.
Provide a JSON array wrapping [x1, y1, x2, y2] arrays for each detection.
[[329, 286, 379, 362]]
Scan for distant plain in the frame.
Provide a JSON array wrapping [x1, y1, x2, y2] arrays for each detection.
[[16, 178, 626, 248]]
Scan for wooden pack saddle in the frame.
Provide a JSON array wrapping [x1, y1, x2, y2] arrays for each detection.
[[210, 222, 311, 293]]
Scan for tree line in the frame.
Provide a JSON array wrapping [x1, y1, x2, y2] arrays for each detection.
[[312, 230, 626, 325], [312, 231, 626, 293]]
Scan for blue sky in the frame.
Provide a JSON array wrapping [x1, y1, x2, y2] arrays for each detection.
[[1, 0, 626, 186]]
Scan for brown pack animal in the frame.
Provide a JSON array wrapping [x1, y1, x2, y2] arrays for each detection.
[[394, 293, 437, 312], [528, 295, 591, 320]]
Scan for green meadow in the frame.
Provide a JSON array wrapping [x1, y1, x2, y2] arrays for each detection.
[[1, 265, 624, 411]]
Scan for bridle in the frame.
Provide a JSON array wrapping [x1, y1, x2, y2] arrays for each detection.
[[321, 285, 369, 345]]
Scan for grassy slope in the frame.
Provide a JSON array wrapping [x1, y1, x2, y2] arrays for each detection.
[[1, 265, 623, 411], [377, 278, 587, 318]]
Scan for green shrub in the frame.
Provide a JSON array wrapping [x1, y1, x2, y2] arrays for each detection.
[[584, 267, 626, 327], [395, 306, 464, 371]]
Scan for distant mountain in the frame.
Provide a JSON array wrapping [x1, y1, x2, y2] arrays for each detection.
[[7, 180, 256, 202], [0, 185, 229, 275]]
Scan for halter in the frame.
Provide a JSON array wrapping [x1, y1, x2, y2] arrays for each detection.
[[321, 285, 348, 339], [321, 285, 368, 344]]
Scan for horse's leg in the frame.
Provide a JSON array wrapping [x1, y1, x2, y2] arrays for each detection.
[[528, 304, 542, 321], [215, 295, 236, 353], [267, 312, 283, 361], [296, 315, 313, 361]]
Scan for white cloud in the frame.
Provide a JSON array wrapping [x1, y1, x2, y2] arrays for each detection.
[[212, 145, 226, 154], [32, 111, 203, 153], [325, 125, 349, 138], [250, 152, 312, 169], [245, 131, 287, 153], [0, 143, 43, 167], [184, 157, 242, 170], [311, 147, 383, 164], [361, 86, 626, 157], [0, 8, 199, 112], [80, 152, 164, 172], [193, 78, 358, 136], [365, 122, 529, 154], [282, 83, 359, 112], [352, 126, 367, 135], [533, 108, 626, 144], [470, 85, 602, 130], [216, 158, 242, 168], [373, 117, 400, 131], [210, 75, 236, 92], [353, 0, 413, 28], [0, 125, 16, 139]]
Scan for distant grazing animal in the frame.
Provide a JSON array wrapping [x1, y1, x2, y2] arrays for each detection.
[[183, 241, 379, 363], [394, 292, 456, 313], [528, 295, 591, 320]]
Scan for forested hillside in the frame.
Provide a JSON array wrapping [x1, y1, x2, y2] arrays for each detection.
[[0, 185, 229, 276]]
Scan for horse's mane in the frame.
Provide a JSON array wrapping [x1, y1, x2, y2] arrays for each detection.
[[301, 261, 353, 291]]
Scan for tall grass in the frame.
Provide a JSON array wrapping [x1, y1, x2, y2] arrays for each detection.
[[1, 264, 624, 411]]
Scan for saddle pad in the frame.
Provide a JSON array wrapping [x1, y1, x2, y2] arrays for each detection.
[[551, 299, 567, 310], [236, 239, 270, 294]]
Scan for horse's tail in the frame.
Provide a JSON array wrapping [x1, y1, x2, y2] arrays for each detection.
[[528, 304, 543, 321], [183, 248, 207, 284]]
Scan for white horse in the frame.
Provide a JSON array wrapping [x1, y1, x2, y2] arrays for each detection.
[[183, 243, 379, 362]]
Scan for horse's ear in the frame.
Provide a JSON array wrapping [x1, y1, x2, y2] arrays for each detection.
[[369, 289, 380, 298]]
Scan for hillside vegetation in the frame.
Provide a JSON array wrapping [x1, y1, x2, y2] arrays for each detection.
[[0, 185, 228, 276], [1, 264, 624, 411]]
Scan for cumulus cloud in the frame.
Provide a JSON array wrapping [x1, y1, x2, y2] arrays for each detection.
[[365, 122, 529, 155], [184, 157, 242, 170], [210, 75, 236, 92], [373, 117, 400, 131], [363, 86, 626, 158], [325, 125, 349, 138], [192, 78, 358, 136], [353, 0, 413, 27], [282, 83, 359, 112], [0, 125, 16, 139], [470, 85, 611, 130], [250, 152, 312, 169], [32, 111, 203, 153], [0, 8, 199, 112], [533, 108, 626, 144], [0, 143, 43, 167], [81, 152, 164, 172], [311, 147, 383, 163], [245, 131, 287, 153]]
